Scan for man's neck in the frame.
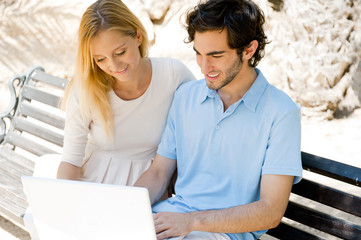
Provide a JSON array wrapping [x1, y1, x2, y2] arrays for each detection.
[[218, 67, 257, 111]]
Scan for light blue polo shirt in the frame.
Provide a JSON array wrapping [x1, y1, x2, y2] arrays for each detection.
[[153, 69, 302, 240]]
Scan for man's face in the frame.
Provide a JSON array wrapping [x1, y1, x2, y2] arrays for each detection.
[[193, 29, 243, 90]]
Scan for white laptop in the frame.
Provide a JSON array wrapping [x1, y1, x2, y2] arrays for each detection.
[[21, 176, 157, 240]]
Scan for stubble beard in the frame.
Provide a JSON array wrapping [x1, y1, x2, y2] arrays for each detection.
[[207, 57, 243, 91]]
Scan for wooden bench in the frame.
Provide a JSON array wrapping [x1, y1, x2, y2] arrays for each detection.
[[1, 67, 361, 239], [0, 66, 68, 228]]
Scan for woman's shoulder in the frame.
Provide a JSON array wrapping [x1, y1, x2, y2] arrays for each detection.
[[150, 57, 196, 86], [150, 57, 191, 73]]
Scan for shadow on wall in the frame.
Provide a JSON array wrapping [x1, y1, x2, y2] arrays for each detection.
[[334, 60, 361, 118], [0, 0, 82, 81], [267, 0, 283, 11], [353, 61, 361, 105]]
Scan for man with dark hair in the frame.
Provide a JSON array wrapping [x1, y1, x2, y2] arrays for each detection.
[[135, 0, 303, 239]]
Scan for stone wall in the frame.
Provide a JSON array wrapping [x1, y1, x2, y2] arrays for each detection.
[[259, 0, 361, 119]]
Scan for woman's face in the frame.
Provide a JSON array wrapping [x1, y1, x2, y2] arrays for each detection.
[[90, 29, 142, 82]]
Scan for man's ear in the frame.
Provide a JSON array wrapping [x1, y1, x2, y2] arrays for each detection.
[[243, 40, 258, 61]]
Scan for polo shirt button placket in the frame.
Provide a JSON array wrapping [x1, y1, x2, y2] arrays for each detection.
[[215, 125, 220, 130]]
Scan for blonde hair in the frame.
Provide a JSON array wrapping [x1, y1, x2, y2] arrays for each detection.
[[63, 0, 149, 137]]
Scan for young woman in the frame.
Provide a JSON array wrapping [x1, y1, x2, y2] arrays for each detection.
[[57, 0, 195, 185]]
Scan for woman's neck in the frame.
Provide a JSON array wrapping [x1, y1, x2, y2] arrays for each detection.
[[113, 58, 152, 100]]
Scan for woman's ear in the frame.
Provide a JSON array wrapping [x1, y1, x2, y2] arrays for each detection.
[[243, 40, 258, 61], [136, 29, 142, 46]]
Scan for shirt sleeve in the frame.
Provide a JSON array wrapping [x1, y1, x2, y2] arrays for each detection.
[[261, 106, 303, 184], [61, 89, 91, 167]]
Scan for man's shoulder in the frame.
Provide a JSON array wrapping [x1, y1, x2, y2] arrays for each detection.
[[171, 79, 206, 105], [265, 84, 299, 110], [253, 69, 299, 113]]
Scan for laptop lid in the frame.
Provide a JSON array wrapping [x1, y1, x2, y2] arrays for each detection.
[[21, 176, 156, 240]]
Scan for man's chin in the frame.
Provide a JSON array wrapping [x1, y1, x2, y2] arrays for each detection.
[[206, 82, 218, 90]]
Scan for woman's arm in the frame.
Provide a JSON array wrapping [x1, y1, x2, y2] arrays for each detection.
[[134, 154, 176, 204], [57, 161, 81, 180]]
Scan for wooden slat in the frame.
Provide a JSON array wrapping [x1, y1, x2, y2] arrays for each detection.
[[301, 152, 361, 186], [12, 117, 63, 147], [292, 179, 361, 217], [0, 162, 28, 201], [0, 147, 34, 171], [31, 70, 68, 89], [284, 202, 361, 239], [5, 132, 58, 156], [0, 191, 26, 227], [0, 154, 31, 227], [21, 85, 62, 108], [266, 222, 324, 240], [0, 157, 32, 182], [19, 101, 65, 130]]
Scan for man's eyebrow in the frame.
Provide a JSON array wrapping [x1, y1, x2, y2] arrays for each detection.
[[193, 47, 225, 56]]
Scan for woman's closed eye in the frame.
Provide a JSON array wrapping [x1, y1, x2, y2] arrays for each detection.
[[115, 50, 126, 56]]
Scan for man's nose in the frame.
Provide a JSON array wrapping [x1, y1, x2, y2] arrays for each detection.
[[200, 58, 211, 75]]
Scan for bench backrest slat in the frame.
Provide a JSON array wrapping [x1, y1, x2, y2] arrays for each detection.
[[285, 202, 361, 239], [31, 71, 68, 89], [302, 152, 361, 186], [292, 179, 361, 217], [12, 118, 63, 147], [5, 132, 58, 156], [21, 85, 62, 108], [19, 101, 65, 130]]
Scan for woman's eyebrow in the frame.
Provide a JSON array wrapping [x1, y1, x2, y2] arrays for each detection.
[[93, 43, 126, 57]]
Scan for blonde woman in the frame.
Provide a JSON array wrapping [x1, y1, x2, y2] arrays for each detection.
[[56, 0, 195, 185], [24, 0, 194, 238]]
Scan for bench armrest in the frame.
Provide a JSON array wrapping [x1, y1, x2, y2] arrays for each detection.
[[0, 74, 26, 143]]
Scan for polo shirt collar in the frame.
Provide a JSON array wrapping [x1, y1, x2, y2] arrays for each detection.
[[199, 68, 269, 112], [199, 80, 215, 103], [242, 68, 268, 112]]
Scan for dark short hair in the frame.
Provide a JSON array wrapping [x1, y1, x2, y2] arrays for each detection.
[[185, 0, 269, 67]]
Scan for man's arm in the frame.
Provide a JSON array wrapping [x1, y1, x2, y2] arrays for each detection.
[[154, 174, 293, 239], [134, 154, 176, 204]]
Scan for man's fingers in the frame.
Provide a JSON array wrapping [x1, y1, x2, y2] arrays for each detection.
[[154, 222, 168, 234], [156, 229, 175, 240], [154, 214, 169, 234]]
